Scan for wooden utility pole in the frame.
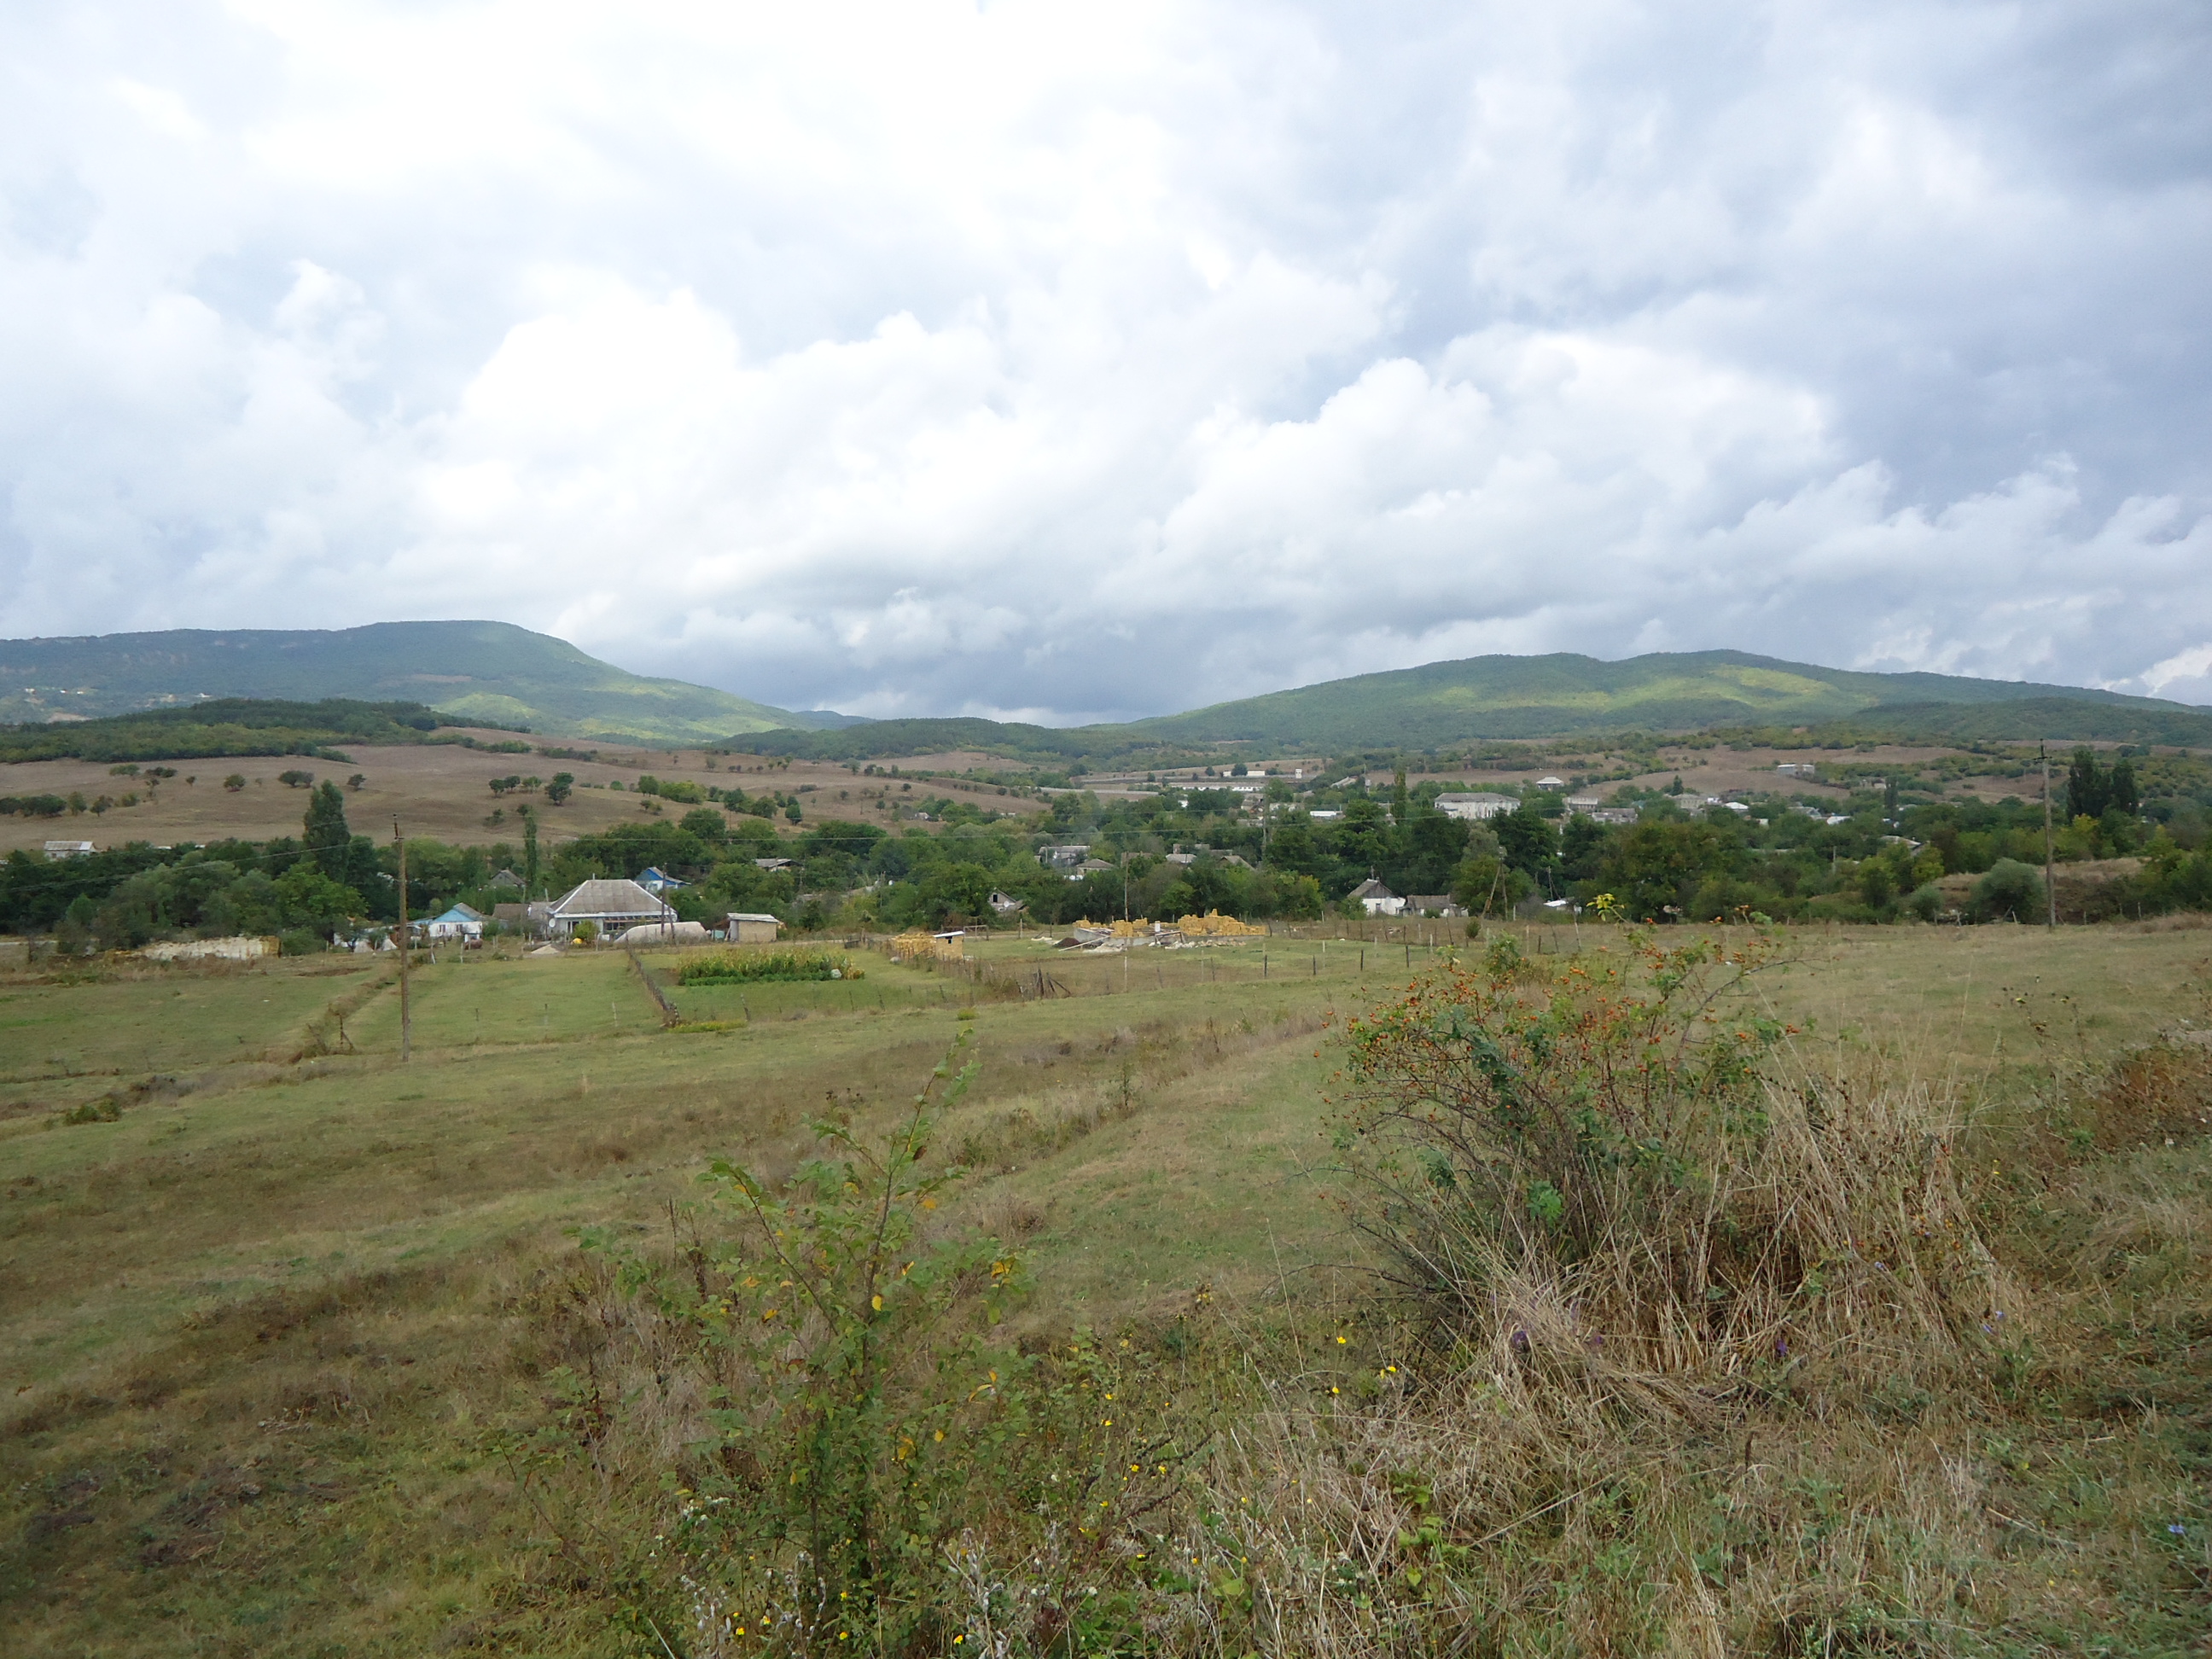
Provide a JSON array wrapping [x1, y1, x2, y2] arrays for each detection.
[[2041, 743, 2057, 929], [393, 818, 411, 1061]]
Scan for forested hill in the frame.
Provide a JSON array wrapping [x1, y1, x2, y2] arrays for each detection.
[[738, 649, 2210, 761], [0, 621, 853, 743]]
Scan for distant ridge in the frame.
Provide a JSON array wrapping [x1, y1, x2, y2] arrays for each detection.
[[734, 649, 2212, 760], [0, 621, 850, 744]]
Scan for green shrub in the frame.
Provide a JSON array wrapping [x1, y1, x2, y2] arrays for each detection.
[[1971, 858, 2044, 923], [545, 1032, 1196, 1653], [677, 948, 862, 984]]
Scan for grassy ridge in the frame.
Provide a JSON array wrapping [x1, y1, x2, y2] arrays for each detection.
[[1741, 696, 2212, 748], [0, 698, 463, 765]]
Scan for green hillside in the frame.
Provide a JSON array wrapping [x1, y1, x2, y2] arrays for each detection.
[[739, 649, 2204, 761], [0, 622, 842, 744], [1124, 649, 2180, 748]]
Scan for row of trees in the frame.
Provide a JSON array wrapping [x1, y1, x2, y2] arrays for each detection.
[[13, 749, 2212, 945]]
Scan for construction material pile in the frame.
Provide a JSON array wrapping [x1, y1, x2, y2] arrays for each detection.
[[1176, 911, 1266, 937]]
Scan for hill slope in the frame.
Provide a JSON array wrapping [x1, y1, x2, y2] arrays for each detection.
[[738, 649, 2209, 760], [0, 622, 847, 744], [1124, 649, 2192, 748]]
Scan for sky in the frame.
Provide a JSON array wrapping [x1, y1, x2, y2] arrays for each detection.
[[3, 1, 2209, 723]]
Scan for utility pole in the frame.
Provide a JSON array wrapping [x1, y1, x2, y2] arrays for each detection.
[[393, 818, 411, 1061], [2041, 742, 2056, 929]]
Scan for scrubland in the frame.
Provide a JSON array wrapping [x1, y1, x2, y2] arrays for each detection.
[[3, 921, 2208, 1656]]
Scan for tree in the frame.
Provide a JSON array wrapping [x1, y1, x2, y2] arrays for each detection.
[[521, 808, 540, 899], [278, 769, 315, 789], [2108, 758, 2139, 818], [1494, 803, 1557, 876], [1598, 822, 1728, 922], [346, 773, 366, 791], [544, 772, 574, 806], [676, 806, 725, 845], [223, 774, 247, 793], [304, 782, 352, 881], [2064, 747, 2109, 821]]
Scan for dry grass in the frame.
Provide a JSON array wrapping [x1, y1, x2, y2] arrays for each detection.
[[2, 928, 2208, 1654]]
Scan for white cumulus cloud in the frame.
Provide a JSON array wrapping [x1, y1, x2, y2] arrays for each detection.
[[1, 0, 2207, 719]]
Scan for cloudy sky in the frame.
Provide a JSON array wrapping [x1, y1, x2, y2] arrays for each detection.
[[3, 1, 2209, 721]]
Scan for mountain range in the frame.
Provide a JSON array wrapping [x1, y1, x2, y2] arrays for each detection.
[[3, 625, 2207, 759]]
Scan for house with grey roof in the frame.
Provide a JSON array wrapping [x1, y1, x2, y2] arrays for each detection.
[[1348, 877, 1404, 917], [548, 877, 675, 940]]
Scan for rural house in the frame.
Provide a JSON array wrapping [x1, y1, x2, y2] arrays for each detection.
[[426, 903, 486, 941], [635, 866, 688, 894], [547, 878, 674, 940], [726, 912, 781, 943], [1348, 877, 1405, 917]]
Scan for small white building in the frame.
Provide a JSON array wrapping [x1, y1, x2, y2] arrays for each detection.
[[1433, 793, 1519, 822], [1348, 877, 1405, 917], [44, 841, 96, 859], [426, 903, 486, 941], [987, 890, 1027, 917], [727, 912, 782, 943]]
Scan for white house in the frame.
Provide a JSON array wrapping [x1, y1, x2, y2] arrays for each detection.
[[727, 912, 782, 943], [1433, 793, 1519, 822], [988, 889, 1027, 917], [43, 841, 96, 859], [425, 903, 486, 941], [1348, 877, 1405, 917], [548, 878, 674, 940]]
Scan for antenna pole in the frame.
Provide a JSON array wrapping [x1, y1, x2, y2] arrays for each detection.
[[394, 818, 411, 1060], [2041, 743, 2056, 929]]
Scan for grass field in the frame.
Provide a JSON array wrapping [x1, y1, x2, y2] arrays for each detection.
[[3, 920, 2209, 1655]]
